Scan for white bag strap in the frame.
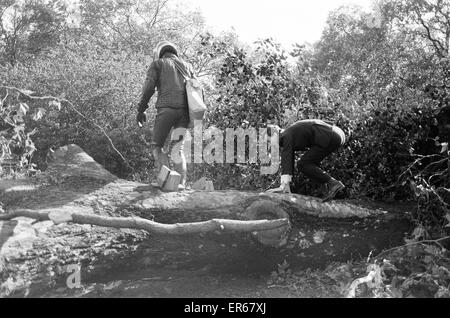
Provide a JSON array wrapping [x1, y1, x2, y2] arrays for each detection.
[[173, 58, 205, 103], [172, 59, 191, 81]]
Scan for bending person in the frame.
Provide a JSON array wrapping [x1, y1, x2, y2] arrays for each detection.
[[267, 119, 346, 201]]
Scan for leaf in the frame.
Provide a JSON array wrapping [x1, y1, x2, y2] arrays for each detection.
[[27, 128, 37, 137], [440, 143, 448, 154], [18, 103, 29, 116], [346, 269, 378, 298], [435, 286, 450, 298], [278, 260, 289, 272], [13, 114, 23, 124], [49, 100, 61, 110], [13, 125, 25, 135], [32, 108, 46, 121], [411, 226, 426, 241]]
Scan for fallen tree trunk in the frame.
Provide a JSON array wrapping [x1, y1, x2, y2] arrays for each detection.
[[0, 144, 413, 297]]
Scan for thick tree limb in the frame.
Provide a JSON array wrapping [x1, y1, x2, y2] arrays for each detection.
[[0, 208, 290, 235]]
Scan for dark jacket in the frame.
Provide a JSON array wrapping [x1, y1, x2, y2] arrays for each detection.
[[137, 53, 193, 113], [280, 119, 345, 175], [280, 120, 336, 150]]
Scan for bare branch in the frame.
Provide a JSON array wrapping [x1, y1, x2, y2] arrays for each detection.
[[414, 6, 446, 57], [0, 208, 290, 235], [149, 0, 169, 28], [375, 236, 450, 260]]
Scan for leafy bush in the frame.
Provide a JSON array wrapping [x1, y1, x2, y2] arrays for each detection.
[[1, 46, 157, 179], [0, 87, 50, 177]]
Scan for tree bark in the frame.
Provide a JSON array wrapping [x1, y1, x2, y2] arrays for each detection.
[[0, 144, 413, 297]]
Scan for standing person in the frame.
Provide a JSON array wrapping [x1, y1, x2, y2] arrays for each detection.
[[136, 41, 194, 190], [267, 119, 346, 201]]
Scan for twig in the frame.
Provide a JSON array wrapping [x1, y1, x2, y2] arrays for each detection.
[[428, 170, 449, 184], [421, 158, 449, 174], [264, 179, 279, 192], [375, 236, 450, 260], [396, 154, 446, 183], [422, 179, 449, 208]]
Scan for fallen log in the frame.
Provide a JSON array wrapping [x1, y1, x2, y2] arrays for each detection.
[[0, 144, 413, 297]]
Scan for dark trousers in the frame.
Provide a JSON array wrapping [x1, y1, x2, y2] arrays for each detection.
[[152, 107, 189, 148], [297, 127, 344, 184]]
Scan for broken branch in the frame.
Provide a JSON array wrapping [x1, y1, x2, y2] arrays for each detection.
[[0, 208, 290, 235]]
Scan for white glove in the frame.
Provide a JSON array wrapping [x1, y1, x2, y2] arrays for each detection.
[[280, 174, 292, 184]]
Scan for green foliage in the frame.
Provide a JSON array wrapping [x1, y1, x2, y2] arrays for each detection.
[[310, 1, 450, 231], [187, 38, 309, 190], [1, 0, 219, 181], [187, 0, 450, 239], [209, 38, 304, 128], [0, 87, 43, 177], [0, 0, 66, 66], [2, 48, 148, 176]]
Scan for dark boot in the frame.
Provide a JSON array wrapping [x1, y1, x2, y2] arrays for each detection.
[[322, 178, 345, 202]]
